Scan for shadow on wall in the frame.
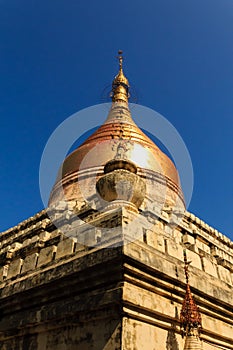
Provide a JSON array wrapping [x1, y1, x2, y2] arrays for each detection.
[[166, 307, 179, 350]]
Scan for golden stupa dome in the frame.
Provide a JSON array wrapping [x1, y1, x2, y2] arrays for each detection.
[[49, 52, 184, 212]]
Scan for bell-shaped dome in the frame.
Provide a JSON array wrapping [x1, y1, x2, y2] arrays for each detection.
[[49, 52, 185, 218], [56, 104, 179, 186]]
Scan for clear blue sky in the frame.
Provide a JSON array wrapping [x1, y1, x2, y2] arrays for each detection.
[[0, 0, 232, 238]]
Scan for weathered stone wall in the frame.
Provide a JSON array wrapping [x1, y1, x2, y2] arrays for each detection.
[[1, 205, 232, 289], [1, 320, 121, 350], [0, 240, 123, 349], [122, 240, 233, 350], [0, 206, 232, 349]]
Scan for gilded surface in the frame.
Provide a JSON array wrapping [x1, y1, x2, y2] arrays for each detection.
[[50, 53, 181, 208]]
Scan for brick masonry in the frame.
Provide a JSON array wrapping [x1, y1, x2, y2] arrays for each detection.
[[0, 205, 232, 349]]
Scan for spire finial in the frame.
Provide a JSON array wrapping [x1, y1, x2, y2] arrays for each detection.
[[180, 249, 202, 339], [118, 50, 123, 70], [111, 50, 130, 103]]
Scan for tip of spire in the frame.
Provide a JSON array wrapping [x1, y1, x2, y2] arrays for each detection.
[[118, 50, 123, 69], [111, 50, 130, 103]]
